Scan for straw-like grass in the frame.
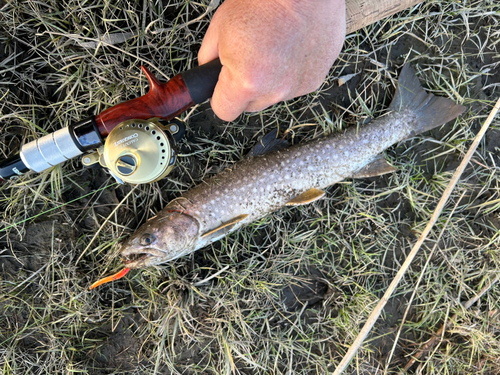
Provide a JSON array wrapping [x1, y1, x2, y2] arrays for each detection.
[[1, 0, 499, 374]]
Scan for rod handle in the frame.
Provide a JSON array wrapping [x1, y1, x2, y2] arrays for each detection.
[[180, 58, 222, 105]]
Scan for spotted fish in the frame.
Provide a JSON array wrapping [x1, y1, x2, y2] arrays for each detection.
[[120, 64, 465, 269]]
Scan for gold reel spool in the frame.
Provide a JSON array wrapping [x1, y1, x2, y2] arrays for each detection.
[[99, 119, 178, 184]]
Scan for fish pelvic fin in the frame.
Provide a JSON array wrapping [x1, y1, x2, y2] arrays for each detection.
[[389, 63, 466, 135], [286, 188, 325, 206], [201, 214, 249, 238], [351, 154, 397, 179]]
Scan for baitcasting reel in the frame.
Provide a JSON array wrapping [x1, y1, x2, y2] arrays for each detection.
[[81, 118, 185, 184]]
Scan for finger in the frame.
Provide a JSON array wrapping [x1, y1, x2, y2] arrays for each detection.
[[244, 84, 290, 113], [211, 66, 253, 121], [198, 16, 220, 64]]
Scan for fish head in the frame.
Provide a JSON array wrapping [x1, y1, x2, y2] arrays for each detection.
[[120, 211, 200, 268]]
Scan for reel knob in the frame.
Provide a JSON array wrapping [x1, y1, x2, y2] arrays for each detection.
[[98, 118, 179, 184], [115, 155, 138, 175]]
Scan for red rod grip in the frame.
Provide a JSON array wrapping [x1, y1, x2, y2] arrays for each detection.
[[95, 59, 222, 137], [95, 70, 194, 137]]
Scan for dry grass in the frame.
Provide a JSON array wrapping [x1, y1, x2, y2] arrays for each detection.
[[1, 0, 500, 374]]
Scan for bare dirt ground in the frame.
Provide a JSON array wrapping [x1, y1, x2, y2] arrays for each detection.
[[1, 1, 499, 374]]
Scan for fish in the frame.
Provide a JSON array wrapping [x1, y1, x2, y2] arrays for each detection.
[[119, 64, 465, 269]]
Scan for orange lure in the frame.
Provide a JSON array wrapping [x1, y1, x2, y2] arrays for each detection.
[[89, 268, 131, 290]]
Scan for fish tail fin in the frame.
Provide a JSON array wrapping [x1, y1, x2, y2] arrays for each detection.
[[389, 64, 466, 135]]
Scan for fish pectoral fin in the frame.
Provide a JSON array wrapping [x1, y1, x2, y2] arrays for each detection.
[[247, 128, 289, 157], [351, 155, 397, 179], [286, 188, 325, 206], [201, 214, 249, 238]]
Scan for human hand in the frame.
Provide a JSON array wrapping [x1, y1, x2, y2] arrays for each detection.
[[198, 0, 346, 121]]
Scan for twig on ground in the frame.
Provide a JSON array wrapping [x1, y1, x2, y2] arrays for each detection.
[[193, 265, 230, 286], [332, 96, 500, 375], [383, 190, 467, 374]]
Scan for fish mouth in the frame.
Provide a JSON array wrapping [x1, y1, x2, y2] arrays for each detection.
[[122, 253, 150, 264], [121, 248, 166, 268]]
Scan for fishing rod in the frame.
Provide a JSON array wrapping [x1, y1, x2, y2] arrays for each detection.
[[0, 59, 222, 185]]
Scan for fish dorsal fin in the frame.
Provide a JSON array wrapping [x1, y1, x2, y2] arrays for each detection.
[[247, 128, 289, 157], [286, 188, 325, 206], [351, 154, 397, 179], [201, 214, 249, 238]]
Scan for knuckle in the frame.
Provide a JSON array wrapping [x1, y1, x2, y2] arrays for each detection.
[[219, 66, 259, 98], [238, 75, 260, 97]]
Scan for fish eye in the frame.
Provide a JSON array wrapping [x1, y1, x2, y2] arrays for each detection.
[[140, 233, 155, 246]]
